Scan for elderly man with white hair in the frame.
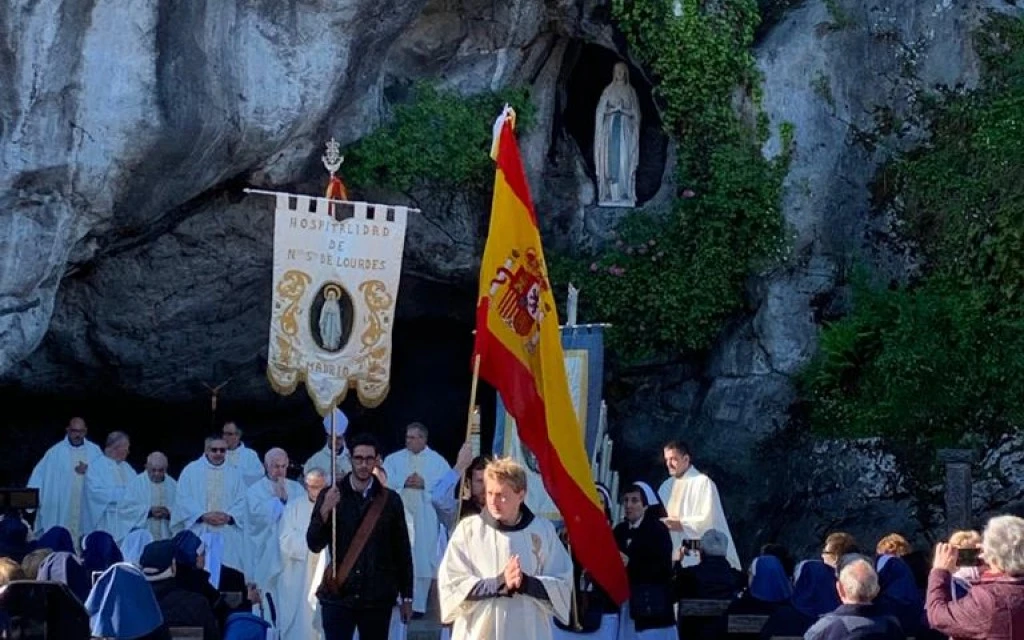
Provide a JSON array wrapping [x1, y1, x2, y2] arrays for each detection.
[[126, 452, 180, 540], [927, 514, 1024, 639], [804, 556, 904, 639], [82, 431, 137, 545], [246, 447, 304, 598], [279, 467, 328, 640]]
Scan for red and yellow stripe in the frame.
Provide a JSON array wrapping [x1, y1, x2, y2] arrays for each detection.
[[473, 108, 629, 605]]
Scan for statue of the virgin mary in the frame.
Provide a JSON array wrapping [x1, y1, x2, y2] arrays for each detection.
[[594, 62, 641, 207], [319, 284, 344, 351]]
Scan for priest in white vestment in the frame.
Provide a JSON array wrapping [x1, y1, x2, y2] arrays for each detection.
[[126, 452, 179, 540], [382, 422, 452, 614], [304, 409, 352, 480], [279, 467, 328, 640], [173, 436, 248, 577], [81, 431, 138, 545], [245, 447, 304, 597], [439, 456, 572, 640], [656, 441, 740, 569], [27, 416, 103, 545], [223, 421, 266, 486]]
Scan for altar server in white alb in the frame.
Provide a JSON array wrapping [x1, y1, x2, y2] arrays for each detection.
[[438, 456, 572, 640], [82, 431, 138, 545], [382, 422, 452, 615], [126, 451, 179, 540], [278, 467, 328, 640], [657, 440, 740, 569], [222, 421, 266, 486], [304, 409, 352, 479], [246, 447, 304, 599], [27, 416, 103, 543], [173, 435, 248, 577]]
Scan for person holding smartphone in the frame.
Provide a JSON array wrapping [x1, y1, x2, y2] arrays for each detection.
[[948, 530, 984, 601], [926, 515, 1024, 639]]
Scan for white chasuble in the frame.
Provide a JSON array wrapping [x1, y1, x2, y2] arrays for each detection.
[[126, 472, 180, 541], [439, 512, 572, 640], [278, 497, 325, 640], [27, 438, 103, 542], [245, 476, 304, 591], [173, 456, 248, 572], [382, 448, 451, 588], [82, 456, 137, 544], [657, 465, 740, 569], [303, 446, 351, 480], [227, 444, 266, 487]]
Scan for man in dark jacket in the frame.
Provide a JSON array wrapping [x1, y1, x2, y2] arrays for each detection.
[[307, 432, 413, 640], [805, 556, 904, 640], [140, 539, 219, 640]]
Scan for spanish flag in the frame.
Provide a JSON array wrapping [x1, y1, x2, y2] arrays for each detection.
[[473, 106, 630, 605]]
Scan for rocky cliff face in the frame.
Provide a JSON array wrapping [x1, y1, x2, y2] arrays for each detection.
[[2, 0, 1022, 558]]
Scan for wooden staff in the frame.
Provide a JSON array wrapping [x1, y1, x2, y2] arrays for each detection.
[[330, 404, 338, 573], [455, 354, 482, 524], [569, 541, 582, 630]]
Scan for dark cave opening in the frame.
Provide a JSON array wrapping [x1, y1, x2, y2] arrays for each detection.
[[0, 314, 497, 486]]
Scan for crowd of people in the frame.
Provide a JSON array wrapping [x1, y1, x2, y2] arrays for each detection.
[[2, 414, 1024, 640]]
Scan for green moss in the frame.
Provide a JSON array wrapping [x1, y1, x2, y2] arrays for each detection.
[[801, 15, 1024, 453], [550, 0, 790, 361], [343, 83, 535, 200]]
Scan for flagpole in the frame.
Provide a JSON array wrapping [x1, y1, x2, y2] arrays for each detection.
[[330, 404, 338, 575], [569, 541, 582, 631], [455, 354, 482, 524]]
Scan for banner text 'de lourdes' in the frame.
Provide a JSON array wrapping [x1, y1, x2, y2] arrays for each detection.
[[284, 249, 388, 271]]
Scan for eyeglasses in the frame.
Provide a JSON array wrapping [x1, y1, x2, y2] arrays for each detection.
[[209, 447, 227, 453]]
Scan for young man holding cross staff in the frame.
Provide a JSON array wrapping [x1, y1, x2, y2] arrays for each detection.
[[306, 412, 413, 640]]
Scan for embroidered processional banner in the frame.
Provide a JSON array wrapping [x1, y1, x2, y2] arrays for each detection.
[[493, 324, 605, 521], [265, 191, 408, 413]]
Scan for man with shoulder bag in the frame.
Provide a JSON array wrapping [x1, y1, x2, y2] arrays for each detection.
[[306, 432, 414, 640]]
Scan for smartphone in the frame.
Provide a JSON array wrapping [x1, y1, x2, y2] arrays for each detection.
[[956, 547, 981, 567]]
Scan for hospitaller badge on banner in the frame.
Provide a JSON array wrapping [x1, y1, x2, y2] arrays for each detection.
[[247, 139, 411, 414]]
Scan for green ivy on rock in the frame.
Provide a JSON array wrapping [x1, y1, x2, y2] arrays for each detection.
[[343, 84, 535, 201], [801, 15, 1024, 453]]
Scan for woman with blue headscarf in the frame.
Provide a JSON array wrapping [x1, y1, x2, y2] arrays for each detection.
[[85, 562, 170, 639], [0, 517, 31, 563], [759, 559, 840, 639], [172, 530, 230, 631], [876, 553, 923, 634], [37, 551, 91, 603], [725, 554, 793, 637], [82, 530, 123, 575], [35, 526, 75, 554]]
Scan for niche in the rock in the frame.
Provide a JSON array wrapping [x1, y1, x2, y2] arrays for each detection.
[[560, 44, 667, 207]]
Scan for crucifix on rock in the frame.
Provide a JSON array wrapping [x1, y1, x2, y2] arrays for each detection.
[[201, 378, 232, 429]]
